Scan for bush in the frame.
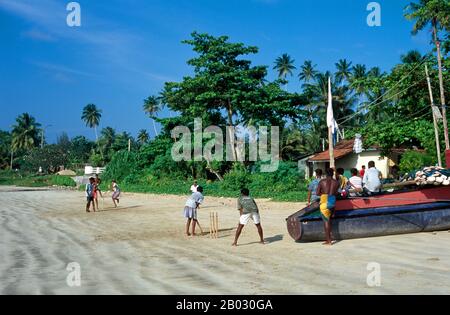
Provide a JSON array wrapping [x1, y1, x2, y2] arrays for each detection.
[[51, 175, 76, 187], [221, 165, 251, 191], [102, 151, 138, 182], [399, 150, 434, 173]]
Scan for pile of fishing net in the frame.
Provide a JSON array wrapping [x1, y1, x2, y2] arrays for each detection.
[[411, 167, 450, 186]]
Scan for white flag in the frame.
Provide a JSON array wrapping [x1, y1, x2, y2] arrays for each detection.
[[327, 77, 338, 133]]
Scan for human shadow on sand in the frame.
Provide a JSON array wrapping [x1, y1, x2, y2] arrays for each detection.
[[98, 205, 142, 212], [237, 234, 284, 247]]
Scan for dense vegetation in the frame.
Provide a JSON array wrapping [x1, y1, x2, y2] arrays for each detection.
[[0, 1, 449, 201]]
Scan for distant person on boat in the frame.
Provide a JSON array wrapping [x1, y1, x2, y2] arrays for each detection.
[[336, 168, 349, 190], [190, 180, 199, 193], [349, 168, 363, 196], [232, 188, 265, 247], [390, 165, 401, 181], [184, 186, 204, 237], [316, 168, 340, 246], [307, 169, 323, 206], [363, 161, 382, 195], [360, 165, 366, 178], [111, 180, 121, 208]]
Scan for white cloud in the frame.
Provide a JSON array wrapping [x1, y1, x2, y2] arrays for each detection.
[[1, 0, 171, 83]]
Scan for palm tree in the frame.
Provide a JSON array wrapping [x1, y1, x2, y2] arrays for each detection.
[[99, 127, 116, 157], [350, 64, 368, 106], [137, 129, 150, 145], [401, 50, 424, 64], [405, 0, 450, 149], [143, 96, 161, 137], [335, 59, 353, 85], [11, 113, 41, 169], [11, 113, 41, 151], [273, 54, 296, 80], [81, 104, 102, 141], [303, 72, 356, 139], [298, 60, 317, 83]]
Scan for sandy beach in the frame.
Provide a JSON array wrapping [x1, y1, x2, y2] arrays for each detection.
[[1, 185, 450, 295]]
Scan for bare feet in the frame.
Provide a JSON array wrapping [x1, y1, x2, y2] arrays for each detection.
[[186, 232, 191, 237], [232, 243, 238, 247], [260, 240, 266, 245], [322, 241, 334, 246]]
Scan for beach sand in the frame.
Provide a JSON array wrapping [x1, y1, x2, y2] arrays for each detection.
[[1, 185, 450, 295]]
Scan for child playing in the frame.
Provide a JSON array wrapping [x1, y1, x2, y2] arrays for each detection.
[[184, 186, 204, 236], [111, 180, 121, 208], [94, 174, 103, 210], [86, 177, 96, 213], [232, 188, 265, 247]]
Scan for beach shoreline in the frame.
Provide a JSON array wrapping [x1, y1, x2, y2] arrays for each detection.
[[1, 185, 450, 295]]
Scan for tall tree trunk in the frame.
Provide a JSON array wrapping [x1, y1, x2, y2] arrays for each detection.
[[227, 99, 238, 162], [94, 126, 98, 142], [434, 24, 449, 150], [206, 159, 224, 181], [10, 150, 14, 170], [152, 119, 159, 137]]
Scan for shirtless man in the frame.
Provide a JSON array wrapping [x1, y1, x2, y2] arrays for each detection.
[[316, 168, 340, 246]]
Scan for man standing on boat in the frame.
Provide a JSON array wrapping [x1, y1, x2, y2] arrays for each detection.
[[363, 161, 382, 195], [316, 168, 340, 246]]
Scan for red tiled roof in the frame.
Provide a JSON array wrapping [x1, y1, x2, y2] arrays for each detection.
[[309, 139, 355, 162], [308, 139, 424, 162]]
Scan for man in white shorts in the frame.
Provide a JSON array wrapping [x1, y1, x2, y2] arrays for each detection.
[[232, 188, 265, 247]]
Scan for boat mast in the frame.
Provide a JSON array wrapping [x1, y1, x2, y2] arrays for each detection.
[[327, 77, 336, 169]]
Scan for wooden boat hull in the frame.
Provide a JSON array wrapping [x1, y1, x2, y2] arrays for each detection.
[[287, 187, 450, 242]]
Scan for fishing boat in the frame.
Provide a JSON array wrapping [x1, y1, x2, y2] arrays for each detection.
[[286, 185, 450, 242]]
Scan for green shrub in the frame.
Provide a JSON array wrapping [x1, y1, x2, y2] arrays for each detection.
[[399, 150, 434, 173], [51, 175, 76, 187], [221, 165, 251, 191], [102, 151, 138, 182]]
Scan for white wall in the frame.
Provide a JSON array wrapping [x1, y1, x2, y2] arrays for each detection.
[[337, 151, 389, 177], [309, 150, 394, 178]]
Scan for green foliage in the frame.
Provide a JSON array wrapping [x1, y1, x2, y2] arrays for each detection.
[[0, 130, 12, 169], [89, 153, 104, 167], [102, 151, 138, 182], [19, 145, 69, 174], [349, 118, 440, 158], [0, 170, 75, 187], [399, 150, 435, 173], [69, 136, 94, 164], [51, 175, 77, 187], [12, 113, 41, 151], [221, 165, 251, 191]]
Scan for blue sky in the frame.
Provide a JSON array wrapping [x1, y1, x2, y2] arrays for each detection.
[[0, 0, 431, 142]]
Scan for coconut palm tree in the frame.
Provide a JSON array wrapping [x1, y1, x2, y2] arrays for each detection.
[[99, 127, 116, 157], [335, 59, 353, 85], [298, 60, 317, 83], [273, 54, 296, 80], [81, 104, 102, 141], [303, 72, 356, 139], [11, 113, 41, 169], [350, 64, 368, 106], [11, 113, 41, 151], [405, 0, 450, 148], [137, 129, 150, 145], [143, 96, 161, 137], [401, 50, 424, 64]]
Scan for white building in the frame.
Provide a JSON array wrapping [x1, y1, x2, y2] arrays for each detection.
[[307, 139, 410, 178]]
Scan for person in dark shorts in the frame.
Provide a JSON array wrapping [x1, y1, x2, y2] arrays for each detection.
[[86, 177, 96, 213]]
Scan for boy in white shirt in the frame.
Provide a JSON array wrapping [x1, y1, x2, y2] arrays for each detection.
[[184, 186, 204, 236]]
